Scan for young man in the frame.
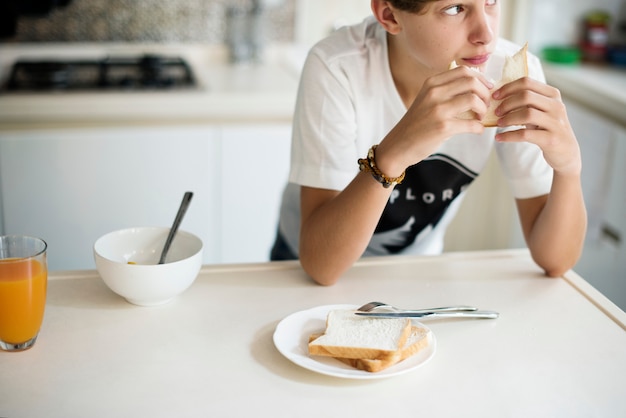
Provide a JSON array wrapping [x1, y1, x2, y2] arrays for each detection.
[[272, 0, 586, 285]]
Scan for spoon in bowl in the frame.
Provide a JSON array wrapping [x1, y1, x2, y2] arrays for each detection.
[[158, 191, 193, 264]]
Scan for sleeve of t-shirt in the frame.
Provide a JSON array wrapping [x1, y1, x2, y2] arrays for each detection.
[[288, 49, 360, 191]]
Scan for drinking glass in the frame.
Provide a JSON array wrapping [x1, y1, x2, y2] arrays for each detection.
[[0, 235, 48, 351]]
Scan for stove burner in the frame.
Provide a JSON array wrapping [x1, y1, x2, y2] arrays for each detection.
[[3, 54, 196, 92], [24, 62, 72, 89]]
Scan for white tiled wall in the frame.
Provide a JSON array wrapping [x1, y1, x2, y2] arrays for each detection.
[[8, 0, 296, 43]]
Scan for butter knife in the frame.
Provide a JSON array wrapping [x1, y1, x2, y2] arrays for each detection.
[[354, 310, 499, 319]]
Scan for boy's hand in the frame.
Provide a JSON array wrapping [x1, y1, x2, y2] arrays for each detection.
[[493, 77, 582, 176]]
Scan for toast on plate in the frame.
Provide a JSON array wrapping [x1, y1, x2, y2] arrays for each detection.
[[308, 309, 431, 372]]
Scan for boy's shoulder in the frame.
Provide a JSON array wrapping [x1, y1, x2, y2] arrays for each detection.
[[310, 16, 384, 62]]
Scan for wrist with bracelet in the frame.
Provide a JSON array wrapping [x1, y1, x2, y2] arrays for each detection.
[[358, 144, 406, 188]]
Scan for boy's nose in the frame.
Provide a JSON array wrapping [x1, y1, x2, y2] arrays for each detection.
[[470, 11, 495, 45]]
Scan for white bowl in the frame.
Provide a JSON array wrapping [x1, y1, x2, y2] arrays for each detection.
[[94, 227, 203, 306]]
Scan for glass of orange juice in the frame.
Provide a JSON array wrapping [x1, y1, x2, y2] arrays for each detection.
[[0, 235, 47, 352]]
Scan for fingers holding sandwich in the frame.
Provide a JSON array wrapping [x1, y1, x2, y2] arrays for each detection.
[[445, 63, 495, 124], [450, 43, 529, 127], [399, 65, 494, 141], [427, 65, 495, 114], [494, 79, 581, 175], [492, 78, 547, 126]]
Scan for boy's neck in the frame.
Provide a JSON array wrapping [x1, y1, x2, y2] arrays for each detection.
[[386, 33, 434, 109]]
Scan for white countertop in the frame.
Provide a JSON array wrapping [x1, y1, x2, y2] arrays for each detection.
[[1, 249, 625, 417], [543, 62, 626, 127], [0, 43, 304, 128]]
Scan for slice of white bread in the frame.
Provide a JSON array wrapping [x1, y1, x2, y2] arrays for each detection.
[[310, 325, 431, 372], [308, 309, 412, 360], [451, 43, 528, 127]]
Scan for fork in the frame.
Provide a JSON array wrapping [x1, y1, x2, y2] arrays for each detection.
[[357, 301, 479, 314]]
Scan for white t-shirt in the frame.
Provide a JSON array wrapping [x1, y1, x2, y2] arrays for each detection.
[[277, 16, 553, 257]]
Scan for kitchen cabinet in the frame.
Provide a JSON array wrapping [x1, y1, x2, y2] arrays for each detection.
[[220, 125, 291, 264], [0, 123, 292, 270], [0, 126, 220, 270], [565, 98, 626, 310]]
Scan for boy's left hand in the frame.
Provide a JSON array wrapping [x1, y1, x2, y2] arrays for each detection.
[[492, 77, 582, 176]]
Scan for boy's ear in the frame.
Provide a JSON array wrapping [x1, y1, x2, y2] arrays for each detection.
[[371, 0, 402, 34]]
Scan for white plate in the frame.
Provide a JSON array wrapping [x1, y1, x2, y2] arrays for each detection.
[[273, 304, 436, 380]]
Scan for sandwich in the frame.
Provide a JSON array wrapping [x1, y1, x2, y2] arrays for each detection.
[[451, 43, 528, 127]]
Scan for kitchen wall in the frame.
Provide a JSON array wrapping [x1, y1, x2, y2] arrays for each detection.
[[293, 0, 371, 48], [510, 0, 626, 53], [5, 0, 295, 44], [294, 0, 515, 47]]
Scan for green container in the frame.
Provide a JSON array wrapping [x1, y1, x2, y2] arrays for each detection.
[[542, 46, 582, 65]]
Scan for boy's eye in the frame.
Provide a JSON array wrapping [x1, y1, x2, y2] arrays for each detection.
[[443, 5, 464, 16], [444, 1, 497, 16]]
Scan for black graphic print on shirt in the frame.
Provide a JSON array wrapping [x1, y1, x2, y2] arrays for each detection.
[[369, 153, 478, 254]]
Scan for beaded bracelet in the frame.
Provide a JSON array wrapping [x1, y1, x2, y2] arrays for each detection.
[[357, 145, 406, 188]]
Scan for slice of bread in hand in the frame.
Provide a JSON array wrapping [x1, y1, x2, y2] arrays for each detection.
[[308, 309, 412, 360], [452, 43, 528, 127], [311, 325, 431, 372]]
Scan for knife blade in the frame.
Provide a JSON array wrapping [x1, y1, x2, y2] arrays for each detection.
[[354, 310, 499, 319]]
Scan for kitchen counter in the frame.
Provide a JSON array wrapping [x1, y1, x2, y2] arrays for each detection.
[[543, 62, 626, 127], [1, 249, 625, 417], [0, 43, 303, 128], [4, 45, 624, 129]]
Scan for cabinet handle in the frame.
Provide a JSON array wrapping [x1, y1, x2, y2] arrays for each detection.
[[601, 223, 621, 245]]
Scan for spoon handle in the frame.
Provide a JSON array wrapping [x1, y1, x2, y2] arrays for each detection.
[[159, 191, 194, 264]]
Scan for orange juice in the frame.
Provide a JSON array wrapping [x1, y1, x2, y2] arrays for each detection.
[[0, 258, 47, 344]]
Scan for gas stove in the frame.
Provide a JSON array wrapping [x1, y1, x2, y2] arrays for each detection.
[[2, 54, 196, 92]]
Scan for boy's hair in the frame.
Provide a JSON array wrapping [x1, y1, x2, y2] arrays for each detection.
[[388, 0, 438, 14]]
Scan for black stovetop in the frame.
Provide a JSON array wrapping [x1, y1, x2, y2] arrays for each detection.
[[3, 54, 196, 92]]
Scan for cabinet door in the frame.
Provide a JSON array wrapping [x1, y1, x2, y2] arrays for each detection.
[[220, 124, 291, 263], [603, 130, 626, 238], [564, 98, 615, 241], [598, 129, 626, 310], [565, 99, 626, 311], [0, 126, 220, 270]]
